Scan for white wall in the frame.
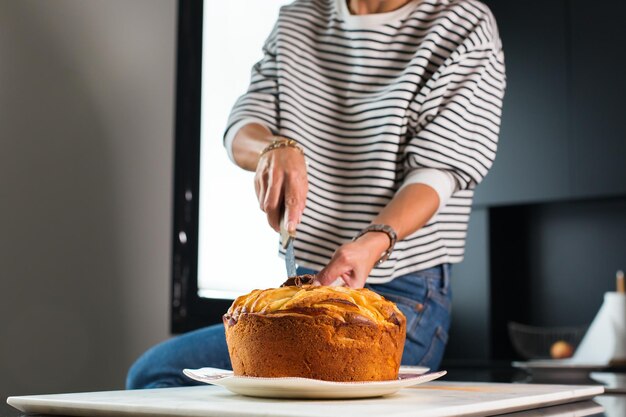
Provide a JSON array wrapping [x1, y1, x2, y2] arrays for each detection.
[[0, 0, 176, 412]]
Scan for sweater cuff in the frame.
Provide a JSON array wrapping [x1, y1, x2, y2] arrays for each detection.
[[400, 168, 458, 211], [223, 118, 273, 163]]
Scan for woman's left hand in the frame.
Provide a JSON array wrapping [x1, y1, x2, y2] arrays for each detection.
[[315, 232, 390, 288]]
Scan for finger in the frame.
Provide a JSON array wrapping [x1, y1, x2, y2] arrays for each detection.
[[262, 167, 280, 211], [328, 278, 344, 287], [266, 194, 282, 232], [342, 271, 367, 289], [283, 170, 307, 234], [264, 173, 284, 232], [283, 187, 302, 235], [254, 175, 263, 207], [343, 276, 360, 289], [255, 171, 268, 211], [316, 256, 350, 286], [267, 209, 281, 232]]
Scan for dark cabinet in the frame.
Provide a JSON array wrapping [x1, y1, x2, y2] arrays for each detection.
[[569, 0, 626, 198], [474, 0, 570, 206], [473, 0, 626, 207], [447, 208, 491, 360]]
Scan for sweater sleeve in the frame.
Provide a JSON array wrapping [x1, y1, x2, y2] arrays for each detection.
[[223, 21, 280, 162], [403, 33, 506, 210]]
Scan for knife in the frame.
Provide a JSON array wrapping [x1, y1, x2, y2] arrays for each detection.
[[280, 216, 297, 278]]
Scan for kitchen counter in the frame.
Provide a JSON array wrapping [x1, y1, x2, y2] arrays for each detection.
[[5, 364, 625, 417], [4, 381, 621, 417], [442, 363, 626, 416], [0, 396, 612, 417]]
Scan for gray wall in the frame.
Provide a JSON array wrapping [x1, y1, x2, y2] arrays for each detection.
[[0, 0, 176, 413]]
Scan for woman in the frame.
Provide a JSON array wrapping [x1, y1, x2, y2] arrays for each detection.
[[127, 0, 505, 389]]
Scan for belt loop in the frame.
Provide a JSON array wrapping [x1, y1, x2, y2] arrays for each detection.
[[441, 263, 450, 294]]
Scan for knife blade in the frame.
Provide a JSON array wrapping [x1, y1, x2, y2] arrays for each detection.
[[280, 217, 297, 278]]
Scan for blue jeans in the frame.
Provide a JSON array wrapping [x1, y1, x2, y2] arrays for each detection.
[[126, 264, 452, 389]]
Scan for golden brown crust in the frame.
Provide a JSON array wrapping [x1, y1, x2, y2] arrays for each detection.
[[224, 284, 404, 328], [223, 283, 406, 382]]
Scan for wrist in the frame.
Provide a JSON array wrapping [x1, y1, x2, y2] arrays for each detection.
[[353, 224, 398, 264], [259, 137, 304, 158], [253, 136, 303, 171], [355, 231, 389, 251], [231, 123, 277, 171]]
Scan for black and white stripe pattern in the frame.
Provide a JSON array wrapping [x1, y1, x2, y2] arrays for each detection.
[[225, 0, 506, 283]]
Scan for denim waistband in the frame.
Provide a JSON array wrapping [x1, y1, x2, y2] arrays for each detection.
[[367, 263, 450, 300], [421, 263, 451, 294]]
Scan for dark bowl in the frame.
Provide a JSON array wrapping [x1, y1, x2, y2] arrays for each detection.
[[508, 321, 588, 360]]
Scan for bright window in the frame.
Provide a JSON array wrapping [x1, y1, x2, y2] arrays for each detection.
[[198, 0, 292, 299]]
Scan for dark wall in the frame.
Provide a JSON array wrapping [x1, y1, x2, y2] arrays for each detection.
[[525, 198, 626, 326], [446, 0, 626, 362], [488, 197, 626, 359]]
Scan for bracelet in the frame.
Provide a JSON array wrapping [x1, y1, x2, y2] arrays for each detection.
[[260, 138, 304, 157], [353, 224, 398, 264]]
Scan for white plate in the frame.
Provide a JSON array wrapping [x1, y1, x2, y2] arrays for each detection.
[[183, 366, 445, 399]]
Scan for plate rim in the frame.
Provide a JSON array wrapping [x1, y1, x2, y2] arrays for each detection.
[[183, 367, 446, 387], [182, 368, 447, 399]]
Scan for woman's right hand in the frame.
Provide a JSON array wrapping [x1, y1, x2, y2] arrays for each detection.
[[254, 140, 308, 235]]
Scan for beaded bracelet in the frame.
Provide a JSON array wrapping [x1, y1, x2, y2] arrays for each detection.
[[260, 138, 304, 157]]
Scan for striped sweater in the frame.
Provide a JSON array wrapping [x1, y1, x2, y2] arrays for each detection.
[[224, 0, 506, 283]]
